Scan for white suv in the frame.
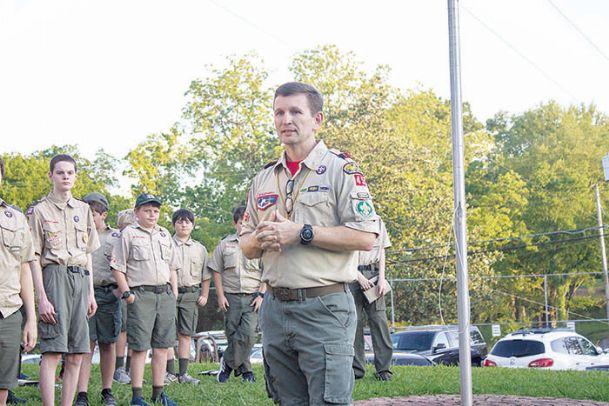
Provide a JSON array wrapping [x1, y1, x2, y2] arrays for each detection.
[[483, 328, 609, 370]]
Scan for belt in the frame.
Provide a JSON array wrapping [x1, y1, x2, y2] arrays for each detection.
[[96, 283, 118, 291], [45, 264, 90, 276], [270, 283, 347, 302], [357, 264, 377, 272], [178, 285, 200, 294], [136, 284, 169, 294]]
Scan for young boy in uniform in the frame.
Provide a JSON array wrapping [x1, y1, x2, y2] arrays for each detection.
[[74, 192, 122, 405], [209, 206, 264, 383], [0, 157, 37, 405], [29, 154, 100, 406], [112, 194, 180, 406], [165, 209, 210, 385]]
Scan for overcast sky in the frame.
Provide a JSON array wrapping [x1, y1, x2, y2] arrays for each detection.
[[1, 0, 608, 161]]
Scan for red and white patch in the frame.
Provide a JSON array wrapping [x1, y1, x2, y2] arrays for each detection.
[[354, 174, 367, 187], [256, 193, 278, 211]]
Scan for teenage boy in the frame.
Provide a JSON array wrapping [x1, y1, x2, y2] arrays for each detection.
[[209, 206, 264, 383], [165, 209, 210, 385], [112, 194, 180, 406], [74, 193, 121, 405], [0, 157, 37, 405], [29, 154, 100, 406]]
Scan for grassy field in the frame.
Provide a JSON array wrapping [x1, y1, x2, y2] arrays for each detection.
[[15, 363, 609, 405]]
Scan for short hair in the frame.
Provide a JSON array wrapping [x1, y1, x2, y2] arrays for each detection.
[[0, 157, 4, 178], [50, 154, 77, 173], [274, 82, 323, 115], [172, 208, 195, 225], [232, 206, 246, 223], [117, 209, 136, 228], [87, 201, 107, 215]]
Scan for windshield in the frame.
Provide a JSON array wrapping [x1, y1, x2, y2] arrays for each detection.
[[392, 331, 435, 351], [491, 339, 545, 358]]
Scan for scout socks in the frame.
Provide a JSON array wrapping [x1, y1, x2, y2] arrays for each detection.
[[178, 358, 189, 376]]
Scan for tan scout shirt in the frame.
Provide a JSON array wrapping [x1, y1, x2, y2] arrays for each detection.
[[114, 224, 181, 287], [208, 234, 262, 294], [241, 140, 379, 289], [92, 226, 120, 286], [358, 219, 391, 266], [173, 235, 210, 288], [29, 192, 100, 268], [0, 199, 35, 317]]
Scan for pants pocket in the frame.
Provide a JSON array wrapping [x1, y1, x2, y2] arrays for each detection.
[[323, 343, 354, 404], [374, 294, 386, 311], [39, 318, 61, 340]]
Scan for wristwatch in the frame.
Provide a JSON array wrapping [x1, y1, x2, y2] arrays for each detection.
[[121, 290, 134, 300], [254, 291, 265, 298], [300, 224, 314, 245]]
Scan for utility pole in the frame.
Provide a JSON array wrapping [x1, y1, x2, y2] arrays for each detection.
[[594, 183, 609, 325]]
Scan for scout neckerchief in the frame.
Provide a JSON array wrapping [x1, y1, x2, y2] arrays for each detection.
[[275, 164, 313, 220]]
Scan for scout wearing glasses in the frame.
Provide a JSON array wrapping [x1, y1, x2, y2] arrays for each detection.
[[0, 157, 37, 406], [240, 82, 379, 406], [112, 193, 180, 406], [29, 154, 100, 406]]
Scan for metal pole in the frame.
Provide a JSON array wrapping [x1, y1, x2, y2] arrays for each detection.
[[447, 1, 472, 404], [544, 275, 549, 327], [594, 183, 609, 325], [390, 279, 396, 330]]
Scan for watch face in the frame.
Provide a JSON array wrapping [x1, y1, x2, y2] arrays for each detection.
[[302, 228, 313, 240]]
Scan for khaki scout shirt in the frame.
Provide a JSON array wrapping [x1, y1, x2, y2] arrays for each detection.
[[173, 235, 210, 288], [208, 234, 262, 294], [92, 226, 120, 286], [358, 219, 391, 266], [29, 192, 100, 268], [241, 140, 379, 289], [0, 199, 35, 317], [114, 224, 181, 287]]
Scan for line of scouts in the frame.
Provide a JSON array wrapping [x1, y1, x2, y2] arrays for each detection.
[[0, 81, 395, 406]]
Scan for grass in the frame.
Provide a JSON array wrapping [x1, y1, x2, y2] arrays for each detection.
[[16, 363, 609, 405]]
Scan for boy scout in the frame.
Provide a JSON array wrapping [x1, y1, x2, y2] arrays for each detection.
[[0, 158, 37, 405], [240, 82, 378, 405], [29, 154, 100, 406], [209, 206, 264, 383], [74, 193, 121, 405], [166, 208, 210, 385], [112, 194, 180, 406], [351, 217, 393, 381]]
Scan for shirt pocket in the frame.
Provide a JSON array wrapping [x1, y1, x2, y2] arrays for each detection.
[[74, 221, 88, 250], [43, 223, 63, 251], [159, 241, 171, 262], [190, 258, 203, 278], [0, 220, 22, 256], [295, 192, 332, 226], [223, 247, 238, 269], [130, 243, 151, 261]]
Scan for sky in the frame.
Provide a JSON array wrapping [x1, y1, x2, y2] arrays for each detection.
[[1, 0, 608, 162]]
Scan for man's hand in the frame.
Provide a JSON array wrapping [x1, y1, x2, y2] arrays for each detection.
[[255, 211, 300, 252], [197, 295, 208, 307], [38, 297, 57, 325], [217, 295, 229, 312], [378, 276, 390, 296], [250, 296, 263, 312], [22, 319, 37, 352], [125, 294, 136, 305], [357, 272, 374, 290], [87, 293, 98, 318]]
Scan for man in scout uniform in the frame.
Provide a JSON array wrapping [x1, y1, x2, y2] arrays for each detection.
[[112, 193, 180, 406], [29, 154, 100, 406], [113, 208, 136, 385], [209, 206, 264, 384], [165, 208, 210, 385], [351, 217, 393, 381], [74, 193, 121, 405], [240, 82, 379, 405], [0, 157, 37, 405]]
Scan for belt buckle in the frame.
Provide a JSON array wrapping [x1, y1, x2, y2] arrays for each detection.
[[154, 285, 165, 294], [274, 287, 291, 301]]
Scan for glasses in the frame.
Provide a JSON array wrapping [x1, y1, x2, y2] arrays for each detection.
[[285, 179, 295, 216]]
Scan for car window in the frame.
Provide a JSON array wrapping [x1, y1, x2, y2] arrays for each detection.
[[447, 331, 459, 347], [433, 332, 450, 348], [551, 338, 569, 354], [578, 337, 598, 356], [392, 331, 435, 351], [491, 339, 545, 357], [470, 330, 485, 345], [564, 337, 584, 355]]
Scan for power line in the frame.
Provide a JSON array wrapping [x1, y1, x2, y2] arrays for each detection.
[[547, 0, 609, 64]]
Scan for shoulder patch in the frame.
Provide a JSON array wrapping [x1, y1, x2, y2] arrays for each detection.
[[263, 160, 277, 169]]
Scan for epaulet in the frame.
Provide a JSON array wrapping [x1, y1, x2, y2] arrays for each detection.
[[8, 204, 22, 213], [263, 160, 277, 169], [329, 149, 352, 161]]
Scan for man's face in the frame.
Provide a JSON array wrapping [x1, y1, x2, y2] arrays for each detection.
[[49, 161, 76, 193], [91, 210, 107, 230], [135, 204, 160, 229], [273, 94, 323, 147], [174, 218, 193, 239]]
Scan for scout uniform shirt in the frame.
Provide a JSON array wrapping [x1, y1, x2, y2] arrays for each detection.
[[208, 234, 262, 294], [173, 235, 210, 288], [92, 226, 120, 287], [358, 219, 391, 266], [241, 140, 379, 289], [0, 199, 35, 317], [29, 192, 100, 268], [113, 223, 181, 287]]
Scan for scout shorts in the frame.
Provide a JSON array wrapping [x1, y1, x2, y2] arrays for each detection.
[[89, 285, 121, 344], [127, 286, 176, 351], [176, 289, 200, 336], [0, 310, 22, 389]]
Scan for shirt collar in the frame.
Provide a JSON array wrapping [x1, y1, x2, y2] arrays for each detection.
[[173, 235, 193, 246], [47, 191, 77, 209], [273, 140, 328, 173]]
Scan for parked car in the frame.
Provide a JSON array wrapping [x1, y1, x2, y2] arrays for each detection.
[[391, 325, 488, 366], [483, 328, 609, 370]]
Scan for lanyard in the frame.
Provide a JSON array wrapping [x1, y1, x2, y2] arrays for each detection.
[[275, 165, 313, 220]]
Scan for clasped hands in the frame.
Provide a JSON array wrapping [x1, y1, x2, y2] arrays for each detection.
[[255, 211, 301, 252]]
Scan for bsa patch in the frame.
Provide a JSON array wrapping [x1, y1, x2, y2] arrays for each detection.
[[4, 210, 12, 218], [307, 186, 319, 192], [354, 174, 367, 187], [160, 231, 166, 237], [256, 193, 278, 211], [320, 186, 330, 191], [316, 165, 327, 175], [111, 232, 120, 238], [356, 200, 375, 218], [26, 206, 34, 216], [343, 162, 362, 175], [73, 215, 80, 223], [357, 192, 370, 199]]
